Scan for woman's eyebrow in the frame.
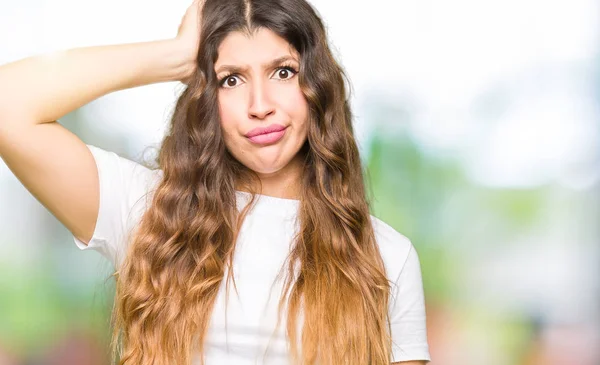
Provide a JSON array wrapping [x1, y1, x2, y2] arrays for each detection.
[[215, 55, 298, 74]]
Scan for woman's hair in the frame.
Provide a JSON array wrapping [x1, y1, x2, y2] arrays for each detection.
[[111, 0, 392, 364]]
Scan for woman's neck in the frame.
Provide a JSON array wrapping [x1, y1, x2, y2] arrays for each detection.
[[252, 153, 304, 200]]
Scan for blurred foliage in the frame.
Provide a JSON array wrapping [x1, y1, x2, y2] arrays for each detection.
[[0, 251, 113, 358], [365, 127, 548, 306], [366, 130, 464, 303]]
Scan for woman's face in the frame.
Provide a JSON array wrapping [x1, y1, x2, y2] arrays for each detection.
[[215, 27, 309, 176]]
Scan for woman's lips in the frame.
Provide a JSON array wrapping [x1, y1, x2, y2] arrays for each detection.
[[247, 129, 287, 145], [245, 124, 288, 145]]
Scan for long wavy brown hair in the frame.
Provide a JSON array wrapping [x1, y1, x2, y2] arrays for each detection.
[[111, 0, 393, 364]]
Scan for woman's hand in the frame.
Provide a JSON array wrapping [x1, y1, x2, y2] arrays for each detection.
[[175, 0, 205, 84]]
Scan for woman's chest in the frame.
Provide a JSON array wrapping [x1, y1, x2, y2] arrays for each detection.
[[202, 215, 298, 363]]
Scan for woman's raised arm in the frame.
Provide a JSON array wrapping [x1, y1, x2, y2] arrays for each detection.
[[0, 1, 202, 245], [0, 39, 193, 125], [0, 39, 192, 245]]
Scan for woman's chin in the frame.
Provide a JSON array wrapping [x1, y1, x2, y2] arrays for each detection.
[[248, 163, 285, 176], [235, 148, 303, 176], [239, 153, 283, 173]]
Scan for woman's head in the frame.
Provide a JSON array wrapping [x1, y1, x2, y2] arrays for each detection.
[[216, 27, 308, 177], [113, 1, 393, 364], [183, 0, 352, 190]]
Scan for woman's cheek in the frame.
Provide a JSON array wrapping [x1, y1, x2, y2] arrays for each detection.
[[218, 97, 238, 134]]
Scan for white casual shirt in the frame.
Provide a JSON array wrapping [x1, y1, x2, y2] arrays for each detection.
[[73, 144, 431, 364]]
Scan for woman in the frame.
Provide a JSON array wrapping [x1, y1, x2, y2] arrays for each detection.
[[0, 0, 430, 364]]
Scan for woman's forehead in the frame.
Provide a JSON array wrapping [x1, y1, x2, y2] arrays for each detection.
[[215, 28, 299, 71]]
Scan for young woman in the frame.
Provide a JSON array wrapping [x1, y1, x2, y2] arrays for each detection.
[[0, 0, 430, 364]]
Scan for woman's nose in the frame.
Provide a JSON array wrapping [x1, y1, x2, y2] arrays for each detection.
[[247, 80, 275, 120]]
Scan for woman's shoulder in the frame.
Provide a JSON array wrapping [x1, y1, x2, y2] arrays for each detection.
[[369, 215, 416, 280], [73, 144, 164, 267], [86, 144, 163, 190]]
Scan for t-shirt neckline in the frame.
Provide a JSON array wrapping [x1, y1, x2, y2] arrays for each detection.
[[235, 190, 300, 219]]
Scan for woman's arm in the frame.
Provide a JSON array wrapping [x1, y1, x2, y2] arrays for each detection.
[[0, 39, 193, 125], [0, 38, 194, 244]]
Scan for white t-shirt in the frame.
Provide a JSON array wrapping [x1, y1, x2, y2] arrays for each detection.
[[73, 144, 431, 364]]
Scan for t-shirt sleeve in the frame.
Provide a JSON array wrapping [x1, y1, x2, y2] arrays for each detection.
[[72, 144, 160, 268], [389, 244, 431, 363]]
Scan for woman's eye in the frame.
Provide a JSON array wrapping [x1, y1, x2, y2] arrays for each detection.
[[221, 75, 241, 88], [273, 67, 297, 81]]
